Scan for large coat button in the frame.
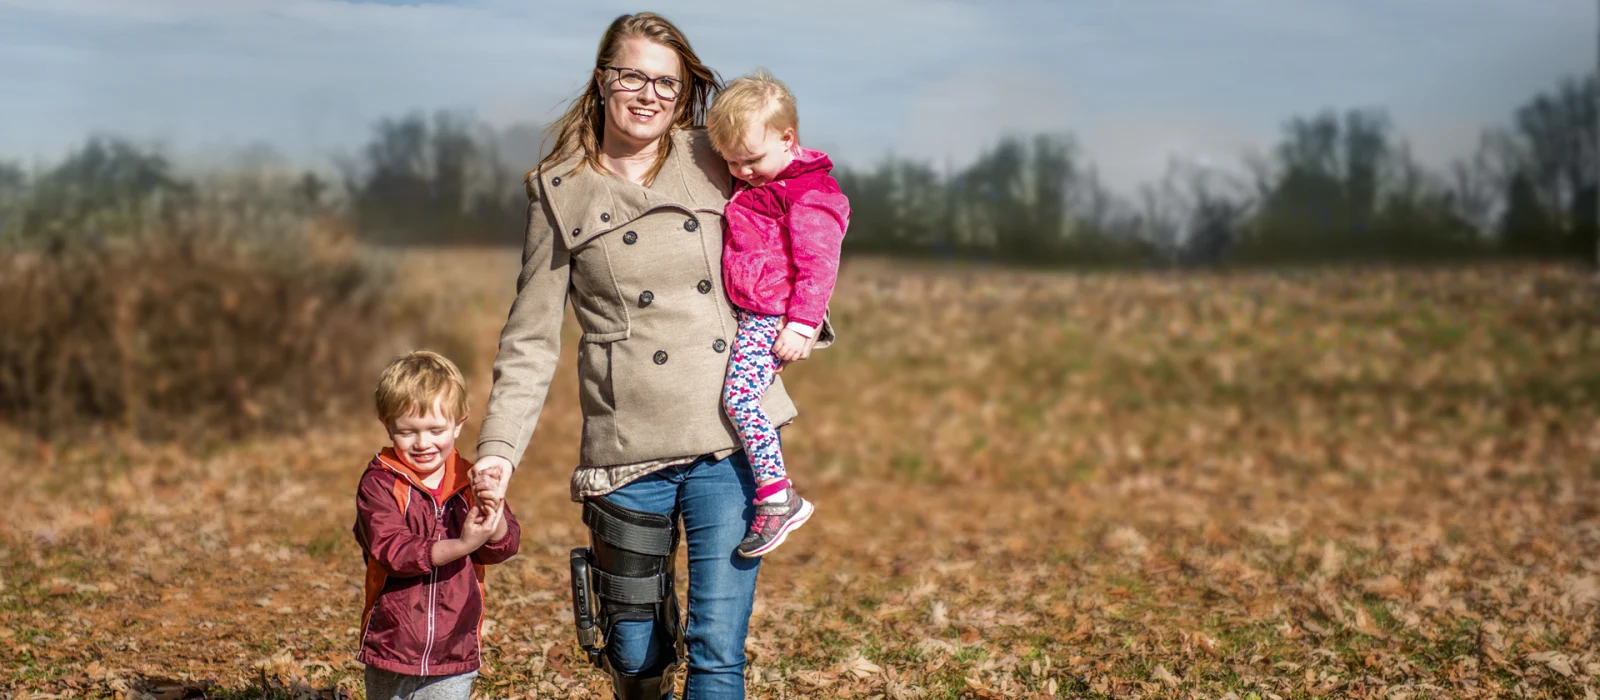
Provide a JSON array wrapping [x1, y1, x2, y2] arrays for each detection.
[[713, 339, 727, 353], [571, 228, 581, 237], [623, 231, 638, 244], [697, 279, 712, 294], [653, 350, 668, 365], [684, 218, 699, 232], [638, 291, 654, 306], [552, 176, 562, 186]]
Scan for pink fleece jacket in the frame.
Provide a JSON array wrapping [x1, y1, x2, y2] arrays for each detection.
[[721, 147, 850, 332]]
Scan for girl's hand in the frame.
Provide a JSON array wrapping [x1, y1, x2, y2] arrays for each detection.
[[772, 327, 810, 366]]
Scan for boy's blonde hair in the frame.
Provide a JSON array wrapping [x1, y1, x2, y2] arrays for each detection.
[[707, 67, 799, 154], [375, 350, 469, 427]]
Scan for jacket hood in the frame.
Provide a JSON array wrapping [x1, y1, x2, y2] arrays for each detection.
[[777, 147, 833, 181]]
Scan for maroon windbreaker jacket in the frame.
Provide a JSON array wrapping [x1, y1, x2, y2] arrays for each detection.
[[353, 448, 521, 676]]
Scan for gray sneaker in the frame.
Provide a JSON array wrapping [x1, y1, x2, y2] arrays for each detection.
[[736, 488, 814, 558]]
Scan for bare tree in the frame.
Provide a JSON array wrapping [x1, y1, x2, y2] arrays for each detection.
[[1137, 156, 1252, 266], [343, 110, 527, 245]]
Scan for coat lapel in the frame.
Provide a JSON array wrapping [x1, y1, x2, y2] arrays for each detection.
[[536, 130, 732, 251]]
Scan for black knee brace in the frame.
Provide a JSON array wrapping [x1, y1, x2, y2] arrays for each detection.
[[570, 496, 682, 700]]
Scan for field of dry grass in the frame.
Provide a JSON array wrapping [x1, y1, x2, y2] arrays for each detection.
[[3, 250, 1600, 699]]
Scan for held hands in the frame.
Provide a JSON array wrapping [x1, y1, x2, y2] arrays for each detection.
[[472, 456, 513, 513]]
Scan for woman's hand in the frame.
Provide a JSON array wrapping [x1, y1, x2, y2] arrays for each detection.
[[472, 456, 513, 511]]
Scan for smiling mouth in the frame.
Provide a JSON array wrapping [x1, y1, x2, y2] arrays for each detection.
[[628, 107, 658, 120]]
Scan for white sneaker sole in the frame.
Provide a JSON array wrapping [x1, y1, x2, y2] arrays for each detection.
[[738, 498, 814, 558]]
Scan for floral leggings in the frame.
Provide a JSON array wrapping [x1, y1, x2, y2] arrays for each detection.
[[722, 309, 788, 484]]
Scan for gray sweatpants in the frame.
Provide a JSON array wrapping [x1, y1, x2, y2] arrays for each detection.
[[364, 667, 477, 700]]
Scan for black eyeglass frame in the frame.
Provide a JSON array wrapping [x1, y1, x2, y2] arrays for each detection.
[[599, 65, 685, 101]]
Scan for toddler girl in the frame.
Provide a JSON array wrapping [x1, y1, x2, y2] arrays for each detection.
[[706, 68, 849, 558]]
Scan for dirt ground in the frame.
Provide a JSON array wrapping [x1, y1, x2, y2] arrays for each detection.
[[4, 252, 1600, 699]]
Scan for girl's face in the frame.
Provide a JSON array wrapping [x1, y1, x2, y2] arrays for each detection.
[[723, 124, 796, 187], [597, 38, 683, 153]]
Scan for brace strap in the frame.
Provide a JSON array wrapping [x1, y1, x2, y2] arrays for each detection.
[[593, 569, 670, 605], [584, 501, 673, 555]]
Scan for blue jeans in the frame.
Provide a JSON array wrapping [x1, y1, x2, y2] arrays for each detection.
[[599, 451, 761, 700]]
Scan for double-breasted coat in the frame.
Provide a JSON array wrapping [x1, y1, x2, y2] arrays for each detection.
[[477, 128, 835, 471]]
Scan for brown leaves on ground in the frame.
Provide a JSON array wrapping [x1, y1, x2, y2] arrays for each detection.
[[3, 253, 1600, 698]]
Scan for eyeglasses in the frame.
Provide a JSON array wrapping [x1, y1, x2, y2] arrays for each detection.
[[600, 65, 684, 101]]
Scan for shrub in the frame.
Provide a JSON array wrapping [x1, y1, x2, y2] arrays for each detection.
[[0, 215, 468, 443]]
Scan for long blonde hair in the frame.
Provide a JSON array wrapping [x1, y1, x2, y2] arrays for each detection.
[[533, 13, 722, 186]]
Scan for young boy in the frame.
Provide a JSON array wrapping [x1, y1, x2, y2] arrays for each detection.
[[353, 350, 521, 700]]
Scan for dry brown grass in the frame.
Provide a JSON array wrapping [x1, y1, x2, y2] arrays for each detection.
[[3, 251, 1599, 699]]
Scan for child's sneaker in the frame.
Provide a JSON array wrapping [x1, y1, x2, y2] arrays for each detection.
[[736, 486, 813, 558]]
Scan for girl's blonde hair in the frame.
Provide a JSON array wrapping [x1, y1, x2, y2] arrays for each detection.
[[707, 68, 800, 155], [533, 13, 722, 187], [375, 350, 469, 427]]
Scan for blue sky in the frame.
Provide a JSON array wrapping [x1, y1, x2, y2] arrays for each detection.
[[0, 0, 1593, 193]]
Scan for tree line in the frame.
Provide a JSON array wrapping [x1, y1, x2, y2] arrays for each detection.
[[839, 72, 1597, 269], [2, 71, 1594, 269]]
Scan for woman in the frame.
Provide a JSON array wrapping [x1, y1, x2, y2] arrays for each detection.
[[469, 12, 832, 700]]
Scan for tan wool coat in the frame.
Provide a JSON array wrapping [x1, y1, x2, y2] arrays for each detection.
[[477, 128, 835, 470]]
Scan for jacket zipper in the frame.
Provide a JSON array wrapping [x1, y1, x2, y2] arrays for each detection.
[[369, 456, 460, 675], [419, 496, 445, 675]]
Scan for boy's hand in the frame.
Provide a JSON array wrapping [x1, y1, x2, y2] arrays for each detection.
[[772, 327, 812, 372], [478, 492, 502, 515], [485, 502, 511, 544], [461, 503, 503, 550]]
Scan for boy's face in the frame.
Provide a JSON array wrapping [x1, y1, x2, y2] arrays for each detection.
[[386, 397, 465, 475], [723, 124, 796, 187]]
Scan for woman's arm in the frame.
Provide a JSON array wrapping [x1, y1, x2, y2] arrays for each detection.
[[475, 173, 571, 499]]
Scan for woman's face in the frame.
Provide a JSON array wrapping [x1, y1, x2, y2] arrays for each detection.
[[597, 38, 683, 153]]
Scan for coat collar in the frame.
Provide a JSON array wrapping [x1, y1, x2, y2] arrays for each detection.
[[532, 129, 733, 250]]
